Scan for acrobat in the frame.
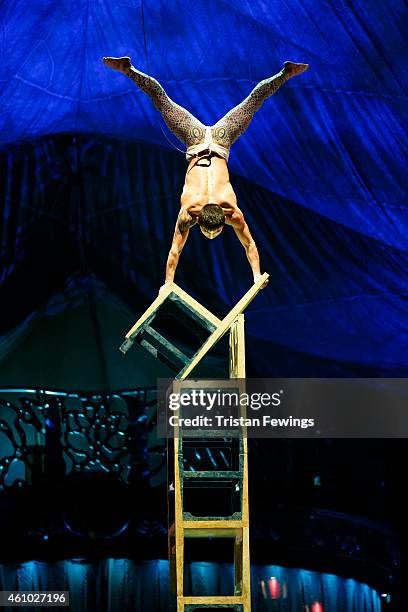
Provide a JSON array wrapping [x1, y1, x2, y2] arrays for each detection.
[[103, 57, 308, 289]]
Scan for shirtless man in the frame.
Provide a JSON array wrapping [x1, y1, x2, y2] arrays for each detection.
[[103, 57, 308, 289]]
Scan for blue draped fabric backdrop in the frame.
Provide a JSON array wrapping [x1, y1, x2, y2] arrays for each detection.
[[0, 559, 381, 611], [0, 0, 407, 380], [0, 135, 407, 381], [0, 0, 407, 379]]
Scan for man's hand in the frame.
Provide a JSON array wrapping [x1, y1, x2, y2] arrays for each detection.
[[159, 281, 173, 294], [253, 273, 269, 289]]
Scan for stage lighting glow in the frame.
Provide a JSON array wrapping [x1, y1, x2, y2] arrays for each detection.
[[268, 576, 280, 599]]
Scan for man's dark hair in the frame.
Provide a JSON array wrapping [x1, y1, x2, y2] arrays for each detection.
[[198, 204, 225, 230]]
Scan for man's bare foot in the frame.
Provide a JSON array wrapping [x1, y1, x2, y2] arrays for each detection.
[[283, 61, 309, 77], [102, 56, 132, 75]]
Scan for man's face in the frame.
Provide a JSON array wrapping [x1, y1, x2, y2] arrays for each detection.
[[199, 226, 224, 240]]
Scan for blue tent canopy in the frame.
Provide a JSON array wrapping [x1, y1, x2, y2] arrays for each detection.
[[0, 0, 407, 380]]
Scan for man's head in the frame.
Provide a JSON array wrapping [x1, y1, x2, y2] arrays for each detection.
[[198, 204, 225, 239]]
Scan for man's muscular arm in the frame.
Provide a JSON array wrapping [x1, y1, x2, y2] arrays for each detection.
[[225, 210, 267, 286], [162, 210, 196, 289]]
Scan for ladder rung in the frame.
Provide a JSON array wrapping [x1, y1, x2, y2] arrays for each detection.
[[183, 511, 242, 523], [178, 429, 246, 439], [141, 325, 190, 366], [183, 470, 242, 479], [184, 528, 243, 538], [168, 292, 220, 330], [138, 339, 179, 373], [183, 519, 245, 528], [183, 519, 247, 537], [139, 338, 159, 360], [180, 595, 244, 604]]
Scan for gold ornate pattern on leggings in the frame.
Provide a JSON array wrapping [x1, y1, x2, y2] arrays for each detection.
[[127, 67, 288, 150]]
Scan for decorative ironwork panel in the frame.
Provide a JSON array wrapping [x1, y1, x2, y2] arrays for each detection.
[[0, 389, 165, 489]]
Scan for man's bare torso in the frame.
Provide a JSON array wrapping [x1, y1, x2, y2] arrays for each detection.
[[180, 154, 238, 218]]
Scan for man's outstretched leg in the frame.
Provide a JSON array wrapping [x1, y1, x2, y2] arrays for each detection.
[[103, 57, 206, 147], [212, 61, 309, 148]]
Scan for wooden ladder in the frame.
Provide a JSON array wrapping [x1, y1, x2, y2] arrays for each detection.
[[120, 274, 268, 611]]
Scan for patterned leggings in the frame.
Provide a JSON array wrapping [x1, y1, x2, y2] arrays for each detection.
[[126, 66, 288, 151]]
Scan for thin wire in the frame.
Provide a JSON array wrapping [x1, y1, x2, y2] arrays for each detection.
[[140, 0, 185, 155], [140, 0, 150, 74]]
